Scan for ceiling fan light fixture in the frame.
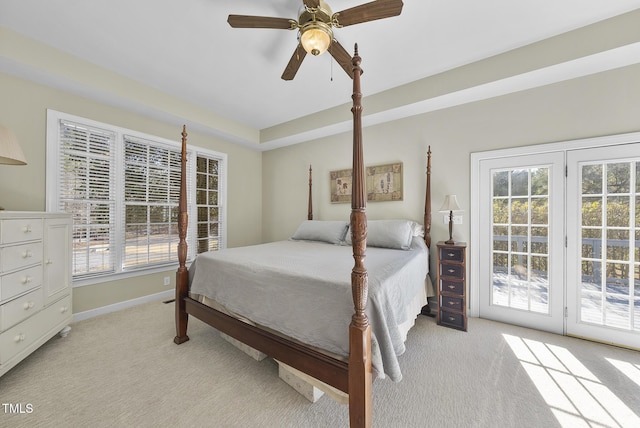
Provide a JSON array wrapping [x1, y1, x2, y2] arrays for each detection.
[[300, 21, 332, 56]]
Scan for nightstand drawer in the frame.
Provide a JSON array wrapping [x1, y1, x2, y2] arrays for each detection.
[[439, 310, 465, 330], [439, 247, 464, 263], [440, 279, 464, 295], [441, 295, 463, 311], [436, 241, 467, 332], [440, 263, 464, 279]]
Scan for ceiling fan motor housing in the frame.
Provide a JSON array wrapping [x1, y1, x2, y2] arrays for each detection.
[[299, 1, 333, 26]]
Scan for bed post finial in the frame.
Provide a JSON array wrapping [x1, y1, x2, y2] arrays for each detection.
[[174, 124, 190, 345]]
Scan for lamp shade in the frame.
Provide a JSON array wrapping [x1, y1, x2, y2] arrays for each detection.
[[0, 126, 27, 165], [300, 22, 332, 56], [439, 194, 461, 212]]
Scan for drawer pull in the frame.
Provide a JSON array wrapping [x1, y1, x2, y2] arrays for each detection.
[[22, 225, 32, 234], [23, 301, 35, 310], [448, 316, 456, 321], [14, 334, 26, 343], [448, 301, 456, 305], [22, 250, 33, 259], [448, 285, 455, 289], [60, 306, 69, 314], [448, 269, 455, 273], [448, 252, 455, 257], [21, 275, 32, 284], [46, 259, 53, 265]]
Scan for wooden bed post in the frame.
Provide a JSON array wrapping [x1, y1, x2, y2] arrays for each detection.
[[348, 44, 372, 428], [308, 165, 313, 221], [420, 146, 433, 316], [174, 125, 190, 345], [424, 146, 432, 249]]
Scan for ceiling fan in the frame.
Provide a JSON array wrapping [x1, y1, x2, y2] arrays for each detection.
[[227, 0, 404, 80]]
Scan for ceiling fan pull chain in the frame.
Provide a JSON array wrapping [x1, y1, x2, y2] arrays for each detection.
[[330, 48, 334, 81]]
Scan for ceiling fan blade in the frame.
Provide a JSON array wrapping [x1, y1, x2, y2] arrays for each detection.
[[281, 44, 307, 80], [227, 15, 296, 30], [333, 0, 403, 27], [303, 0, 321, 8], [328, 40, 363, 79]]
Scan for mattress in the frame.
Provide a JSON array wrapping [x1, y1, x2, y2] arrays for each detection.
[[189, 237, 429, 381]]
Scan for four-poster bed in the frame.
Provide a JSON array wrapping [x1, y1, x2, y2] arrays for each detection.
[[174, 46, 432, 427]]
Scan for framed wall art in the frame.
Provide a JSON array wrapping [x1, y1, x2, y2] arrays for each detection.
[[330, 168, 353, 203], [366, 162, 403, 202], [330, 162, 403, 203]]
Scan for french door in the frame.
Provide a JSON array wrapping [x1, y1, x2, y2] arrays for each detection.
[[476, 141, 640, 349], [478, 153, 565, 334], [567, 144, 640, 348]]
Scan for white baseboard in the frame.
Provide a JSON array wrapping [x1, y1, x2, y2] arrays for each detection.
[[72, 290, 174, 322]]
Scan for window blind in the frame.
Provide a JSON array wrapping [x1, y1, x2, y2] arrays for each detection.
[[123, 135, 182, 269], [58, 120, 116, 277], [47, 110, 227, 284]]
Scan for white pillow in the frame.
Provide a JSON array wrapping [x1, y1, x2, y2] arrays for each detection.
[[291, 220, 349, 245], [411, 221, 425, 237], [345, 219, 415, 250]]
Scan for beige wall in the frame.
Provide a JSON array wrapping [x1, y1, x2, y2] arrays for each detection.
[[2, 9, 639, 314], [262, 63, 640, 271], [0, 72, 263, 313], [261, 9, 640, 247]]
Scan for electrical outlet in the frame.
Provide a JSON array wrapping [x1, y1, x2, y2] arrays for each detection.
[[163, 276, 171, 286], [443, 215, 463, 224]]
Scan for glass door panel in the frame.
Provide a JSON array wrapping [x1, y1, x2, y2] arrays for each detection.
[[567, 145, 640, 349], [479, 153, 564, 334]]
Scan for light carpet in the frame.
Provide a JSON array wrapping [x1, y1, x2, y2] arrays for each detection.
[[1, 300, 639, 427]]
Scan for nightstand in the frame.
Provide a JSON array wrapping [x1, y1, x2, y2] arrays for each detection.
[[436, 241, 467, 331]]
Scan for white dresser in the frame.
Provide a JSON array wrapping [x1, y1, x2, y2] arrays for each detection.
[[0, 211, 72, 377]]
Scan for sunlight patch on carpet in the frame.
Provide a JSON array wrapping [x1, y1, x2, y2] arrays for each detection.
[[503, 334, 640, 427]]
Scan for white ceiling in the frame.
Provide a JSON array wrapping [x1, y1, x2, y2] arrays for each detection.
[[1, 1, 640, 148]]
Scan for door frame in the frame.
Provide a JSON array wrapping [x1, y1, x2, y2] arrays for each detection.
[[470, 132, 640, 320], [566, 144, 640, 349], [476, 152, 565, 334]]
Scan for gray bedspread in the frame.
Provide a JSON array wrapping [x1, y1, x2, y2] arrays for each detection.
[[189, 237, 428, 381]]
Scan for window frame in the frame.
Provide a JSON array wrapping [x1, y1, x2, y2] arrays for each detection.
[[46, 109, 227, 287]]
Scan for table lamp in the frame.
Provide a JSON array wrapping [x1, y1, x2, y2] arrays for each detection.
[[0, 125, 27, 210], [439, 194, 461, 244]]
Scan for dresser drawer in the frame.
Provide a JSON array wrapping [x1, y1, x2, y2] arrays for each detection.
[[439, 246, 464, 263], [439, 310, 465, 330], [0, 294, 72, 364], [0, 219, 43, 245], [0, 288, 43, 332], [440, 263, 464, 279], [440, 295, 464, 311], [0, 265, 42, 302], [440, 279, 464, 296], [0, 242, 43, 273]]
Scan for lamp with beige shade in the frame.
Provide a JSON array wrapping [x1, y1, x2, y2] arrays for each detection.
[[0, 125, 27, 210]]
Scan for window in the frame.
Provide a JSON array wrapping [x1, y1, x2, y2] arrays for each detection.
[[46, 110, 226, 285]]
